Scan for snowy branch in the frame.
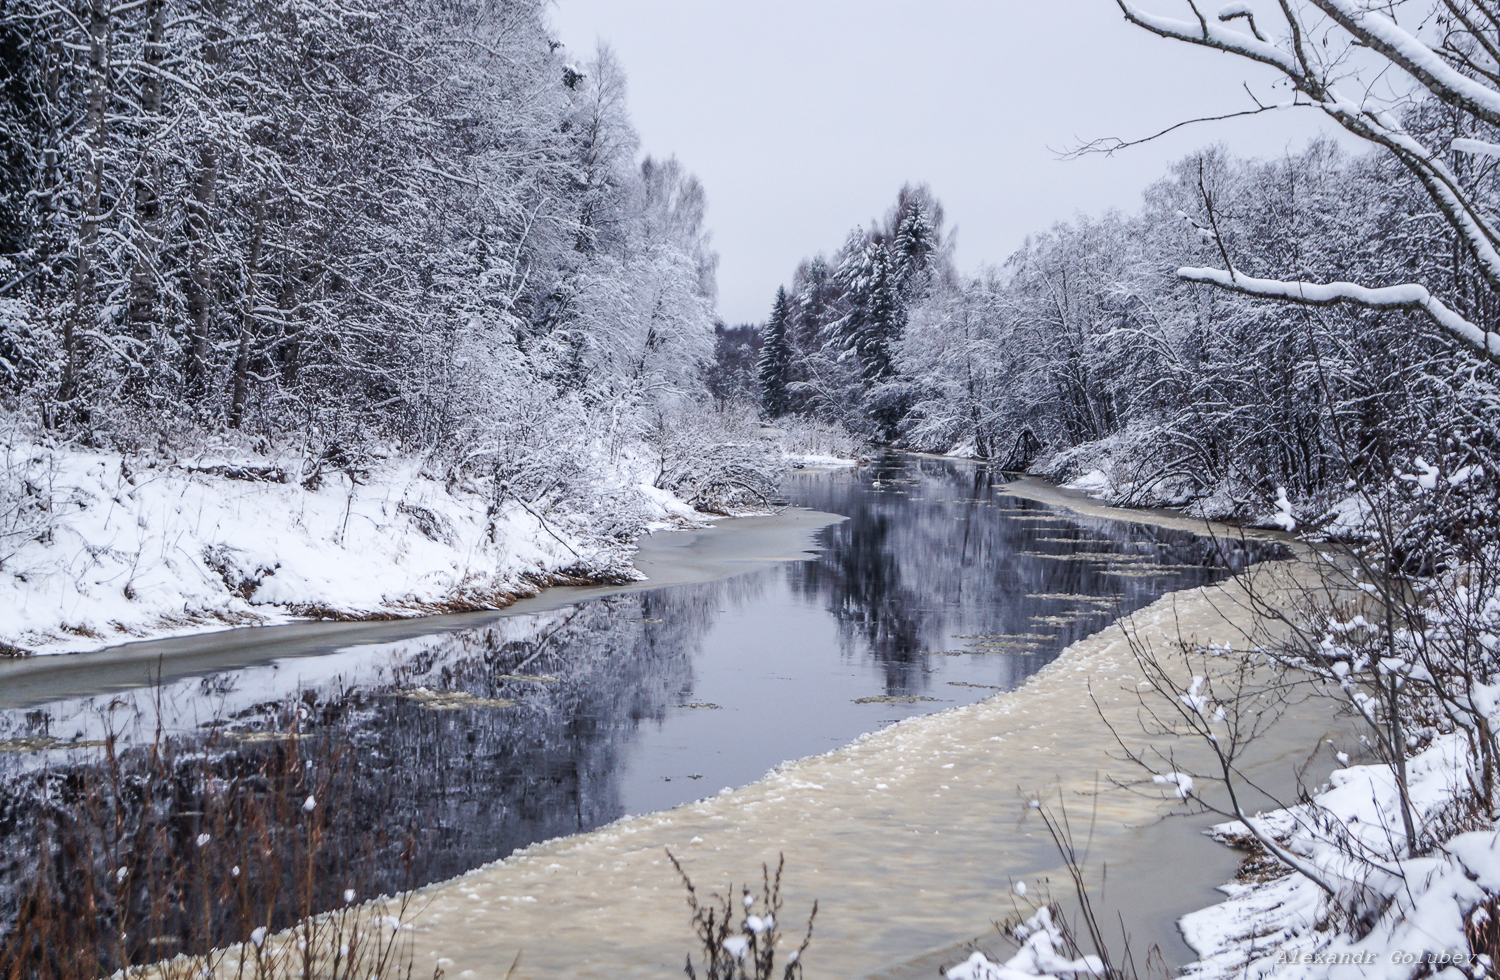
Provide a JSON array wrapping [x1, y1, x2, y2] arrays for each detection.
[[1310, 0, 1500, 128], [1178, 266, 1500, 364]]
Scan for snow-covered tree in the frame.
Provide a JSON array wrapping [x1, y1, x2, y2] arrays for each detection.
[[1116, 0, 1500, 364], [0, 0, 722, 478], [757, 287, 794, 418]]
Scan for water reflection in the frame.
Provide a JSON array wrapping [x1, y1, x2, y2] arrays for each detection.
[[0, 456, 1284, 957], [789, 455, 1271, 697]]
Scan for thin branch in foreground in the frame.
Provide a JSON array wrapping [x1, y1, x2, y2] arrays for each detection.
[[1057, 100, 1302, 159]]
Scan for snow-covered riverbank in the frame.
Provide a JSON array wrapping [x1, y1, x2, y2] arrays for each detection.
[[950, 481, 1500, 980], [218, 484, 1309, 980], [1174, 731, 1492, 980], [0, 445, 647, 655], [0, 440, 851, 657]]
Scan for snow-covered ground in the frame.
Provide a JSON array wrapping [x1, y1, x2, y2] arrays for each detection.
[[1038, 440, 1367, 540], [1174, 733, 1493, 980], [0, 440, 776, 656], [951, 733, 1496, 980]]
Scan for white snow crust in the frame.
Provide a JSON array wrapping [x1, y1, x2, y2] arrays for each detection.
[[0, 441, 718, 655], [1177, 733, 1495, 979]]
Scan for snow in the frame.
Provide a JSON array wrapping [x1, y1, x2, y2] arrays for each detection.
[[1118, 2, 1302, 76], [1179, 675, 1210, 714], [1320, 0, 1500, 124], [0, 440, 731, 656], [784, 452, 858, 469], [1176, 733, 1494, 979], [636, 482, 707, 529], [1271, 487, 1296, 531], [945, 908, 1105, 980], [1177, 266, 1500, 360], [1453, 137, 1500, 160], [1315, 494, 1372, 540], [1400, 457, 1442, 491], [1062, 469, 1113, 497]]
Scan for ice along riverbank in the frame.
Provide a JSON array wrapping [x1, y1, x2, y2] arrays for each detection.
[[289, 475, 1330, 979]]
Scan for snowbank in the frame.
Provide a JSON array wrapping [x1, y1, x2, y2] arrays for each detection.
[[1033, 434, 1338, 534], [784, 452, 858, 469], [1177, 734, 1493, 980], [998, 475, 1499, 980], [0, 442, 720, 656]]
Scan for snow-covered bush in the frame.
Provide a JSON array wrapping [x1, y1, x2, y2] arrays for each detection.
[[643, 405, 781, 515], [945, 907, 1104, 980], [1106, 443, 1500, 975], [771, 416, 863, 465], [668, 852, 815, 980]]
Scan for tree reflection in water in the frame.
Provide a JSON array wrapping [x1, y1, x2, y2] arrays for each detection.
[[788, 454, 1281, 697], [0, 455, 1284, 964]]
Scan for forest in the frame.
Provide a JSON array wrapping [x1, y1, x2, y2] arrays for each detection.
[[0, 0, 721, 443], [0, 0, 829, 652], [746, 131, 1500, 525], [7, 0, 1500, 977]]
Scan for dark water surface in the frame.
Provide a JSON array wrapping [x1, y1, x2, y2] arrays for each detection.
[[0, 456, 1282, 916]]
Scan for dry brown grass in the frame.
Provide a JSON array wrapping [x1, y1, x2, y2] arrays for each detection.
[[0, 696, 437, 980]]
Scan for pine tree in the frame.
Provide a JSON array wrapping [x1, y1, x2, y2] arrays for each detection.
[[757, 286, 794, 418]]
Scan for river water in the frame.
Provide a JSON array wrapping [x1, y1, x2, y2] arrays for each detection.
[[0, 455, 1291, 975]]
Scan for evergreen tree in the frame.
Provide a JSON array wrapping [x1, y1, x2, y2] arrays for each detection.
[[757, 286, 794, 418], [860, 246, 902, 384], [706, 322, 759, 410], [892, 198, 937, 300]]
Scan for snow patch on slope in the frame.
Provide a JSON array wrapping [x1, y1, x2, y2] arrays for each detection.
[[1178, 734, 1492, 979], [0, 442, 712, 656]]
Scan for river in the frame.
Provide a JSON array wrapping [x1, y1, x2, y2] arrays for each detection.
[[0, 455, 1306, 977]]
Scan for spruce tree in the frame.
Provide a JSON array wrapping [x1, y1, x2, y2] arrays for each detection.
[[757, 286, 794, 418], [858, 246, 901, 384], [892, 200, 936, 299]]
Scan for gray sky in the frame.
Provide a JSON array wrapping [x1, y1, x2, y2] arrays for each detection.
[[548, 1, 1344, 325]]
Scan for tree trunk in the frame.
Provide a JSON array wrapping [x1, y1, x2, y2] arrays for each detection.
[[230, 190, 266, 428], [126, 0, 168, 345], [185, 146, 217, 399], [62, 0, 110, 408]]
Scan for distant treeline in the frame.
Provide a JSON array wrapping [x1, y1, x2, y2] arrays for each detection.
[[745, 122, 1500, 514]]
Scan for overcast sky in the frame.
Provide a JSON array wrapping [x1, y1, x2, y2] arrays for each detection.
[[547, 1, 1345, 325]]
